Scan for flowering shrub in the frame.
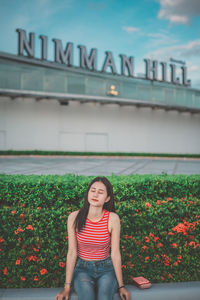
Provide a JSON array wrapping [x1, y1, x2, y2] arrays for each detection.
[[0, 174, 200, 287], [1, 206, 76, 288], [118, 197, 200, 283]]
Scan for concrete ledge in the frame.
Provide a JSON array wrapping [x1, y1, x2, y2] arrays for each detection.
[[0, 282, 200, 300]]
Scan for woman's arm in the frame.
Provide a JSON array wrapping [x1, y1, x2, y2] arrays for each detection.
[[110, 213, 130, 300], [64, 210, 78, 286], [56, 210, 78, 300]]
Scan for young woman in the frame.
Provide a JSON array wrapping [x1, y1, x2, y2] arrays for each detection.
[[56, 176, 130, 300]]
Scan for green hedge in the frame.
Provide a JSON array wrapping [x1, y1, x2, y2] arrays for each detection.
[[1, 150, 200, 157], [0, 174, 200, 288]]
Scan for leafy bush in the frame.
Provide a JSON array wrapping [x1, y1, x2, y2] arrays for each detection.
[[0, 174, 199, 287]]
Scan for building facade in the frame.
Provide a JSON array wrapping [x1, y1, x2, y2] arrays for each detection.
[[0, 50, 200, 154]]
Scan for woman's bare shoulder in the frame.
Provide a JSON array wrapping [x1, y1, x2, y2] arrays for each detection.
[[109, 212, 120, 223], [68, 210, 80, 222]]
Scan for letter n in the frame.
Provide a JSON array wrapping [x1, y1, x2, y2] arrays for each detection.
[[119, 54, 134, 77], [16, 28, 35, 58]]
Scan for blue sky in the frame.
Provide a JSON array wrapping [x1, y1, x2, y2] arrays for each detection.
[[0, 0, 200, 89]]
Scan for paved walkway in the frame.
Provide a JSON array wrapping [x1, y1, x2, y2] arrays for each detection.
[[0, 155, 200, 175]]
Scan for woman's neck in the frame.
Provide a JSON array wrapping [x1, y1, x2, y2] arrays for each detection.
[[88, 206, 104, 221]]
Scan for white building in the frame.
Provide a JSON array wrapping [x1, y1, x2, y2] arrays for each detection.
[[0, 49, 200, 154]]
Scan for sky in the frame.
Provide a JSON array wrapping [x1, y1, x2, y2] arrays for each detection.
[[0, 0, 200, 89]]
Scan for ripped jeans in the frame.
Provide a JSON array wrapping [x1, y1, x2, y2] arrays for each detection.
[[71, 256, 118, 300]]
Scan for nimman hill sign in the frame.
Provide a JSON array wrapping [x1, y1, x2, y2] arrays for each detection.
[[16, 28, 191, 87]]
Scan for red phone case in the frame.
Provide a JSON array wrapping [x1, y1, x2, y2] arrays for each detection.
[[130, 276, 152, 289]]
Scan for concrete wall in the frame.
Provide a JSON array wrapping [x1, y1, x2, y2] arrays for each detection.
[[0, 96, 200, 154]]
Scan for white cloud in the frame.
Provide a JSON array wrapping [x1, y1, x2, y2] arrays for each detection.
[[144, 39, 200, 88], [181, 41, 200, 57], [167, 15, 188, 24], [122, 26, 140, 33], [145, 39, 200, 60], [147, 32, 179, 46], [157, 0, 200, 24]]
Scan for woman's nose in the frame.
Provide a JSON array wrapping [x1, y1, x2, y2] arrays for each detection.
[[93, 191, 98, 197]]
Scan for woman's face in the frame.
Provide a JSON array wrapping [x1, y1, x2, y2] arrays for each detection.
[[88, 181, 110, 208]]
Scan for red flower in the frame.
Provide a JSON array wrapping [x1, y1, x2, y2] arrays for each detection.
[[3, 267, 8, 275], [144, 237, 150, 243], [157, 243, 163, 247], [153, 236, 160, 242], [166, 197, 172, 201], [33, 248, 39, 252], [40, 268, 48, 275], [14, 227, 24, 235], [0, 238, 5, 243], [172, 243, 178, 248], [27, 255, 38, 262], [160, 276, 165, 281], [34, 276, 38, 281], [11, 210, 16, 214], [168, 232, 174, 236], [189, 241, 196, 247], [142, 246, 148, 251], [145, 202, 151, 208], [20, 213, 25, 219], [177, 255, 182, 261], [172, 223, 188, 235], [149, 233, 154, 237], [65, 236, 68, 240], [37, 207, 42, 210], [26, 225, 34, 230], [161, 254, 170, 266], [59, 262, 66, 268], [145, 256, 150, 261], [16, 259, 21, 265], [156, 200, 162, 205], [121, 265, 126, 269], [20, 203, 25, 208], [20, 276, 26, 281]]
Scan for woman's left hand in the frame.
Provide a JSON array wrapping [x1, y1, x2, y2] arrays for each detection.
[[119, 287, 131, 300]]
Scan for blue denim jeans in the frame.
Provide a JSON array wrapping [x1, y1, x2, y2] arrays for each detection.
[[71, 256, 118, 300]]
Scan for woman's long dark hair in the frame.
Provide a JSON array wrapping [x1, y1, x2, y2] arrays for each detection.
[[74, 176, 115, 232]]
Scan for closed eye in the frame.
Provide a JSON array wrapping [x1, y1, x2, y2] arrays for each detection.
[[91, 189, 104, 194]]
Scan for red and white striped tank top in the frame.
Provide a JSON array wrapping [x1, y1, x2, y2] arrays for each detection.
[[76, 210, 111, 260]]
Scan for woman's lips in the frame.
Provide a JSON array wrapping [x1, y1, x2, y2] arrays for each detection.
[[92, 199, 98, 202]]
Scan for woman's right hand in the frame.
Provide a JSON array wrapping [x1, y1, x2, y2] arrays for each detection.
[[55, 288, 71, 300]]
